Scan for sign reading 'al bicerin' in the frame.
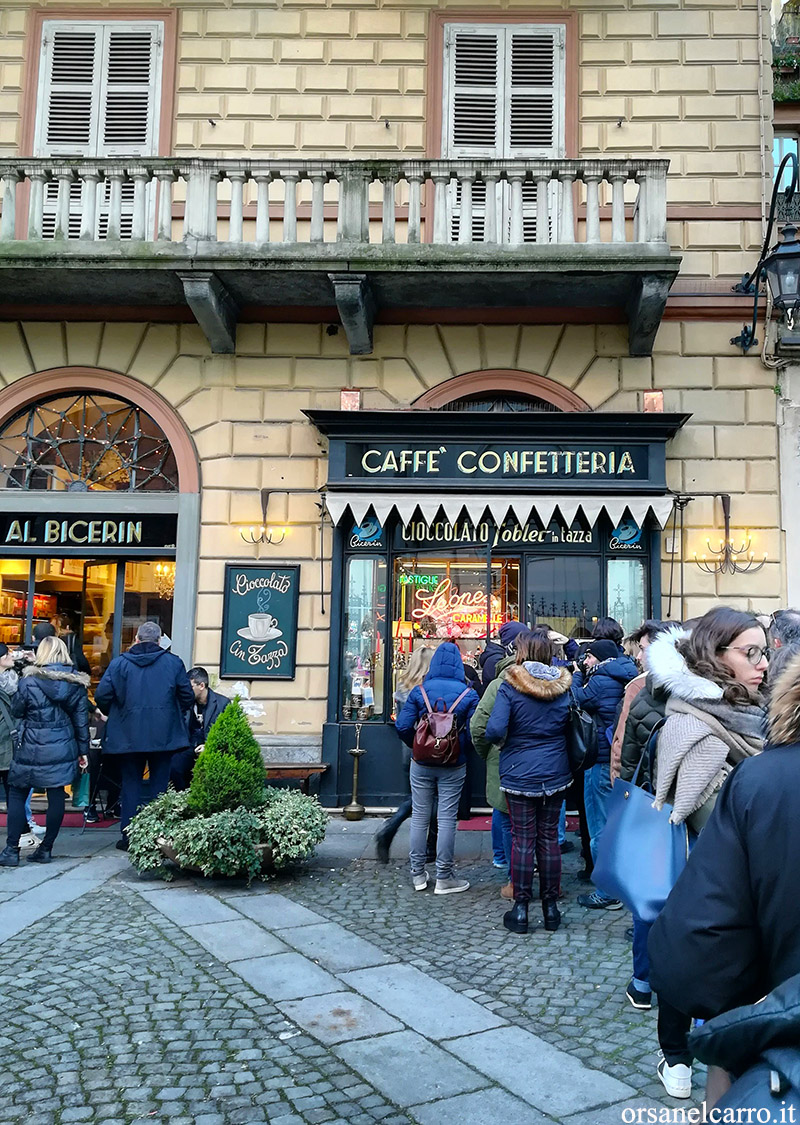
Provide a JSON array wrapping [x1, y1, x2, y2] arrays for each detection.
[[219, 564, 300, 681]]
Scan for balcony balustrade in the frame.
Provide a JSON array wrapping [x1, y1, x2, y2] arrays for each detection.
[[0, 156, 680, 356]]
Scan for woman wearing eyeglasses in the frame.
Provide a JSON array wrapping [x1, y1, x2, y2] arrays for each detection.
[[631, 606, 767, 1101]]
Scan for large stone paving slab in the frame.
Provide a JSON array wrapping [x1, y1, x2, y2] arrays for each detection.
[[562, 1097, 665, 1125], [444, 1026, 635, 1117], [229, 952, 341, 1000], [277, 991, 403, 1044], [186, 919, 289, 961], [275, 921, 393, 972], [335, 1029, 489, 1106], [226, 891, 325, 929], [139, 888, 241, 926], [341, 963, 505, 1040], [408, 1088, 551, 1125]]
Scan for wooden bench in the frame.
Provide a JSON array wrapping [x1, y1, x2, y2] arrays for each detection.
[[265, 763, 328, 795]]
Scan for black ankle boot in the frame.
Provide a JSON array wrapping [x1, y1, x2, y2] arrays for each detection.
[[542, 899, 561, 932], [503, 899, 529, 934], [374, 827, 392, 864], [27, 844, 52, 864], [0, 845, 20, 867]]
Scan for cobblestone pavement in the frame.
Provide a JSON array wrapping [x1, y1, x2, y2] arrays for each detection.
[[0, 818, 695, 1125]]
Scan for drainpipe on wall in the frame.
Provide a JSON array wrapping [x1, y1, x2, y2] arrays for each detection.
[[778, 367, 800, 605], [758, 0, 773, 230]]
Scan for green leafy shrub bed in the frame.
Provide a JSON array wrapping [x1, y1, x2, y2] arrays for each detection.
[[127, 698, 327, 882]]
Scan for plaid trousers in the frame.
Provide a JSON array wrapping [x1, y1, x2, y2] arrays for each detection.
[[505, 790, 563, 904]]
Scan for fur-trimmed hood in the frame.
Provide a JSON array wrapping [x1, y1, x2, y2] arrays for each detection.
[[767, 649, 800, 745], [22, 662, 91, 688], [646, 626, 724, 703], [504, 663, 572, 700]]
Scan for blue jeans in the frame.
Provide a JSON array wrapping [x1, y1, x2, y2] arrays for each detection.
[[409, 761, 466, 880], [119, 752, 174, 834], [584, 762, 615, 901], [632, 916, 652, 992], [584, 761, 613, 862], [496, 809, 513, 874], [557, 800, 566, 846], [25, 789, 33, 825], [491, 808, 506, 865]]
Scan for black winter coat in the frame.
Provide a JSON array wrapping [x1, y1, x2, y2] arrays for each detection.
[[649, 745, 800, 1020], [571, 655, 639, 763], [688, 972, 800, 1113], [188, 688, 230, 748], [618, 675, 669, 786], [9, 663, 90, 789], [95, 643, 194, 755]]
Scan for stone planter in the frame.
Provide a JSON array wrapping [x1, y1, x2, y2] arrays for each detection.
[[156, 837, 275, 876]]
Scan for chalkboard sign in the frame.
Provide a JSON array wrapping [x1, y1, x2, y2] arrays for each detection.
[[219, 564, 300, 680]]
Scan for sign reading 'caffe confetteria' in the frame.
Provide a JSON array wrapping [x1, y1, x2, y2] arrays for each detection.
[[219, 564, 300, 680], [345, 443, 647, 482]]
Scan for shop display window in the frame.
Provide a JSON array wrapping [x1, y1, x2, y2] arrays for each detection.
[[392, 554, 520, 697], [526, 555, 602, 639], [342, 557, 387, 720], [607, 558, 646, 635], [0, 560, 31, 645]]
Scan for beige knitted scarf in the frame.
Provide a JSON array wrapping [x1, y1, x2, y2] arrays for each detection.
[[653, 697, 764, 824]]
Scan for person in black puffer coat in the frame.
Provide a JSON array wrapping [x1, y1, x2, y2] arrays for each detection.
[[571, 638, 638, 909], [0, 636, 89, 866], [95, 620, 194, 850]]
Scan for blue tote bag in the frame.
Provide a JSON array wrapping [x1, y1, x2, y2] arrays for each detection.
[[592, 720, 690, 923]]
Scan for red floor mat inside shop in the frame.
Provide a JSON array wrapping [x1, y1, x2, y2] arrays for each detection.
[[0, 813, 117, 828], [457, 816, 492, 831]]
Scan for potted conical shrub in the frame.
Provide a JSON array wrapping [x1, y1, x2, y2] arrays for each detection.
[[126, 698, 327, 882]]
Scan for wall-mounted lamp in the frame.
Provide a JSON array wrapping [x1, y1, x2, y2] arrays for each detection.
[[693, 493, 767, 575], [732, 152, 800, 356], [240, 489, 287, 545]]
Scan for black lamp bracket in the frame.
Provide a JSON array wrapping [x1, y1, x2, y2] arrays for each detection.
[[731, 152, 799, 353]]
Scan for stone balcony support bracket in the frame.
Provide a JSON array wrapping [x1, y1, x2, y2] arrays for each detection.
[[178, 270, 238, 354], [329, 272, 375, 355], [627, 274, 673, 357]]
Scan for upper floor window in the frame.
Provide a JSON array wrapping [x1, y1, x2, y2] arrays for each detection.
[[33, 20, 164, 237], [441, 23, 566, 242], [441, 24, 566, 161], [775, 132, 799, 188]]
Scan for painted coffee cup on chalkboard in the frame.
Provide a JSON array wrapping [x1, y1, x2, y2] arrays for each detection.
[[248, 613, 277, 638]]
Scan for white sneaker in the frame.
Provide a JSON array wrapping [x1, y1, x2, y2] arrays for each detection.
[[412, 872, 429, 891], [434, 877, 470, 895], [657, 1057, 692, 1099], [28, 822, 45, 838], [18, 832, 38, 849]]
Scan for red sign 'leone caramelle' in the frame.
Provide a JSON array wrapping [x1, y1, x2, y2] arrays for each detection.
[[411, 578, 501, 628]]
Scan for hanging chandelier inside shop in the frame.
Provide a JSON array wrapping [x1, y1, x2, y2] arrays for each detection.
[[154, 562, 176, 600]]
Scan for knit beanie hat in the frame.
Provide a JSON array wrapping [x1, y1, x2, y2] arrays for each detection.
[[588, 639, 618, 663]]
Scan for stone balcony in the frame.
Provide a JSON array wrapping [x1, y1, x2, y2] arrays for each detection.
[[0, 156, 681, 356]]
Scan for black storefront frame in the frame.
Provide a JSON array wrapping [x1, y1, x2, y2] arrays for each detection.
[[310, 410, 687, 808], [323, 509, 660, 808]]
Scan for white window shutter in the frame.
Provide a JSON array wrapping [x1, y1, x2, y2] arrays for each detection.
[[34, 20, 162, 239], [442, 26, 503, 159], [506, 28, 565, 159], [98, 26, 162, 157], [35, 25, 101, 157]]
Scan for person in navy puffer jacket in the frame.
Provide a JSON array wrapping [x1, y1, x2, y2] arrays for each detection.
[[395, 642, 479, 896], [484, 628, 573, 934], [571, 638, 638, 909]]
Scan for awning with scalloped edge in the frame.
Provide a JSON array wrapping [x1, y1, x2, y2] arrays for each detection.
[[323, 492, 676, 530]]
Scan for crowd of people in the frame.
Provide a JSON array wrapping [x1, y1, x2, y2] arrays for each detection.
[[0, 619, 228, 865], [388, 605, 800, 1106]]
